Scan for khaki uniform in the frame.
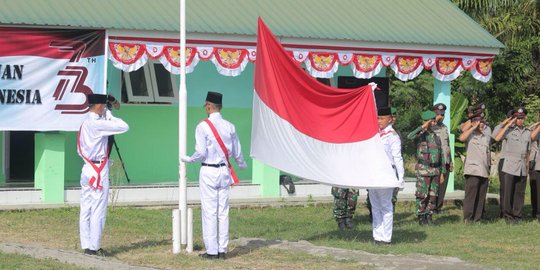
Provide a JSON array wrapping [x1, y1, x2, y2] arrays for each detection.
[[496, 125, 531, 222], [463, 126, 492, 222], [432, 123, 452, 211], [493, 123, 508, 217]]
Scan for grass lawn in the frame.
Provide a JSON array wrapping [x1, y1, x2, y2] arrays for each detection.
[[0, 197, 539, 270]]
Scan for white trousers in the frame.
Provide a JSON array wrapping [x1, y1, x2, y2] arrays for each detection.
[[199, 166, 231, 255], [368, 188, 394, 243], [79, 163, 109, 251]]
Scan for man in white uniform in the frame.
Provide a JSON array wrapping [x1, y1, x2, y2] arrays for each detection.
[[182, 91, 247, 260], [368, 107, 404, 245], [78, 93, 129, 255]]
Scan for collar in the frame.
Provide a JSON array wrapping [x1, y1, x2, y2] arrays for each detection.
[[89, 112, 101, 120], [208, 112, 222, 120], [379, 125, 394, 136]]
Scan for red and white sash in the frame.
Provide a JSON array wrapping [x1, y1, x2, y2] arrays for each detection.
[[77, 127, 110, 190], [204, 119, 239, 185]]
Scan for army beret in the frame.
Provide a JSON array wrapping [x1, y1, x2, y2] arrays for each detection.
[[421, 110, 437, 120]]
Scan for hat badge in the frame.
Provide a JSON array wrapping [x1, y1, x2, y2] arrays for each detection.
[[518, 108, 523, 113], [438, 105, 443, 110]]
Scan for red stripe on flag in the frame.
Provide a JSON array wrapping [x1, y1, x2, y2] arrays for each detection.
[[254, 18, 378, 143]]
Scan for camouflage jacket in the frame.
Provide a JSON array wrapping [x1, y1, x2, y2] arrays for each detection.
[[407, 126, 446, 176]]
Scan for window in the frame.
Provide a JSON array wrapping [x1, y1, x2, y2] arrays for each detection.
[[122, 60, 178, 104]]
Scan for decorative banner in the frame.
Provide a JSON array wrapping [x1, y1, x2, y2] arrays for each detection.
[[351, 54, 383, 79], [160, 46, 199, 74], [305, 52, 339, 78], [106, 39, 496, 83], [146, 44, 164, 59], [292, 50, 309, 64], [471, 58, 494, 82], [422, 56, 437, 69], [108, 42, 147, 72], [337, 52, 353, 65], [0, 28, 106, 131], [211, 48, 249, 76], [461, 57, 477, 70], [391, 55, 423, 81], [432, 57, 463, 81]]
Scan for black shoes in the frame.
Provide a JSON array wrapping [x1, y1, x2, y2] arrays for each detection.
[[344, 218, 354, 229], [374, 240, 391, 245], [199, 253, 219, 260], [218, 252, 226, 260], [84, 249, 96, 255], [337, 219, 346, 230], [337, 218, 354, 230], [84, 248, 108, 256]]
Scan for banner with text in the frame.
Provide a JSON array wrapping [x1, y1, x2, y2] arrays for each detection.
[[0, 28, 106, 131]]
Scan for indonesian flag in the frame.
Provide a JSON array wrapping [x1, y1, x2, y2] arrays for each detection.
[[251, 18, 398, 188]]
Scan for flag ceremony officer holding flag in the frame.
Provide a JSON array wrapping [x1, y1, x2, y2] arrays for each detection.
[[369, 107, 404, 245], [78, 93, 129, 255], [182, 91, 247, 260]]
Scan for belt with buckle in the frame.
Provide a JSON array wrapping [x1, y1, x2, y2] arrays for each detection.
[[201, 163, 226, 168], [91, 160, 103, 164]]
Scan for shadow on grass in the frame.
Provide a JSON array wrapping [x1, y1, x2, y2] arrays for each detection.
[[227, 238, 283, 259], [108, 239, 170, 256]]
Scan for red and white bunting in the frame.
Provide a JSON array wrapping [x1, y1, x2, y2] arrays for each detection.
[[432, 57, 463, 81], [461, 57, 477, 70], [146, 44, 164, 59], [108, 42, 148, 72], [471, 58, 494, 83], [247, 48, 257, 62], [305, 52, 339, 78], [422, 56, 437, 69], [211, 48, 249, 77], [292, 50, 309, 64], [351, 54, 383, 79], [391, 56, 424, 81], [337, 52, 353, 65], [107, 41, 495, 82]]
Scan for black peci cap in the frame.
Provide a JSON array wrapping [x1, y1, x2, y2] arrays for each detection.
[[205, 91, 223, 105], [87, 94, 107, 105]]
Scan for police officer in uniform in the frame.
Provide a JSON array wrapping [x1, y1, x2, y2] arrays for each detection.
[[528, 119, 540, 221], [182, 91, 247, 259], [407, 110, 445, 225], [431, 103, 453, 213], [332, 187, 358, 230], [493, 109, 515, 217], [459, 112, 491, 223], [493, 107, 532, 224], [78, 94, 129, 256]]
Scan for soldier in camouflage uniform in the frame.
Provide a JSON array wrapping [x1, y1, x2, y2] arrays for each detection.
[[407, 110, 446, 225], [331, 187, 359, 230]]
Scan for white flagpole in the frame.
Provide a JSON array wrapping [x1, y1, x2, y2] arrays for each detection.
[[173, 0, 188, 254]]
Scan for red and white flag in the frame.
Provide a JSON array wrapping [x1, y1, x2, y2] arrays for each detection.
[[251, 18, 398, 188]]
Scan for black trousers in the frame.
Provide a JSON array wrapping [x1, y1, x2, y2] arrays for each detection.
[[530, 169, 540, 219], [463, 175, 489, 222], [501, 172, 527, 221], [498, 159, 505, 217]]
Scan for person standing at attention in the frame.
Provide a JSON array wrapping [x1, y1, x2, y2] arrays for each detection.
[[369, 107, 404, 245], [182, 91, 247, 260], [78, 94, 129, 256]]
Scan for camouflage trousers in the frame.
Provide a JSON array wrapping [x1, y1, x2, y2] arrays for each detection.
[[366, 188, 399, 211], [415, 175, 439, 216], [331, 187, 359, 220]]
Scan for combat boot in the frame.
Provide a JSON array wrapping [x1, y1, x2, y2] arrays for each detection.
[[344, 217, 354, 229], [418, 214, 428, 225], [337, 218, 346, 230]]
